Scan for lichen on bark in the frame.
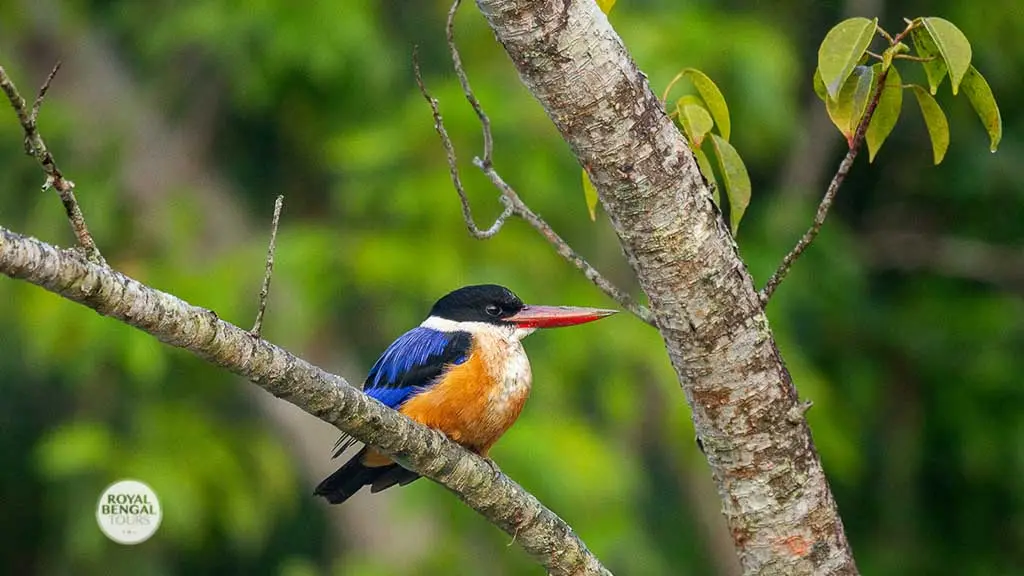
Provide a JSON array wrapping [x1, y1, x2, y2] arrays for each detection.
[[475, 0, 858, 572]]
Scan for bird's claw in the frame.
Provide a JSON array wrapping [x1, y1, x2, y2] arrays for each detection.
[[484, 457, 502, 479]]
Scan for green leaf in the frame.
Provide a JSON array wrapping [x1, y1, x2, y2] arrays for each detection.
[[709, 134, 751, 235], [596, 0, 616, 13], [581, 170, 599, 221], [911, 26, 947, 94], [866, 66, 903, 162], [676, 95, 714, 147], [818, 17, 878, 99], [922, 17, 972, 95], [825, 65, 875, 146], [812, 67, 828, 103], [960, 65, 1002, 152], [910, 85, 950, 164], [693, 147, 719, 206], [682, 69, 731, 141]]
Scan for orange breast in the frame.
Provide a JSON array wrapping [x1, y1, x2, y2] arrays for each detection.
[[399, 347, 529, 456]]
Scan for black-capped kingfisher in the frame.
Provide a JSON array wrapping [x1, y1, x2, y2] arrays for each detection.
[[314, 284, 616, 504]]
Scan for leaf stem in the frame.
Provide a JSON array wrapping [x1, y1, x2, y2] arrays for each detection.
[[661, 70, 686, 107], [893, 53, 937, 62], [876, 25, 895, 44]]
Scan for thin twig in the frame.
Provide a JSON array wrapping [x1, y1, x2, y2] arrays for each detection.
[[446, 0, 492, 167], [30, 61, 61, 124], [760, 67, 890, 304], [0, 63, 104, 265], [251, 195, 284, 337], [412, 49, 513, 239], [759, 20, 923, 304], [416, 0, 655, 325], [473, 157, 654, 324]]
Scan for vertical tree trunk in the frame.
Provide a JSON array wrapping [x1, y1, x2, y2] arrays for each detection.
[[474, 0, 857, 573]]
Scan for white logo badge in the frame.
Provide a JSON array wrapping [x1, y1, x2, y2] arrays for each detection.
[[95, 479, 162, 544]]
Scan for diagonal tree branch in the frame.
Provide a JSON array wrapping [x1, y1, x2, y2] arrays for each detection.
[[0, 64, 104, 264], [0, 225, 610, 576], [1, 56, 606, 574], [417, 0, 655, 326], [473, 0, 857, 573]]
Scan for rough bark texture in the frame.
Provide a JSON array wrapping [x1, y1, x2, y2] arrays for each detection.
[[474, 0, 857, 573], [0, 227, 609, 576]]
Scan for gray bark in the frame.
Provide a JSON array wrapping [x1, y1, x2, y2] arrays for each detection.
[[0, 227, 608, 576], [474, 0, 857, 573]]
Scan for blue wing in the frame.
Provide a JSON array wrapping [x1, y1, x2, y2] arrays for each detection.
[[364, 326, 472, 406], [332, 326, 471, 457]]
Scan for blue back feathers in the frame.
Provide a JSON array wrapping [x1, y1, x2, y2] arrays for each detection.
[[363, 326, 472, 408]]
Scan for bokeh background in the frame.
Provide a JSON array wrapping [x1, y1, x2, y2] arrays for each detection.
[[0, 0, 1021, 574]]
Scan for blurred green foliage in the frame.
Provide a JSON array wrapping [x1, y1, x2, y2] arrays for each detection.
[[0, 0, 1021, 575]]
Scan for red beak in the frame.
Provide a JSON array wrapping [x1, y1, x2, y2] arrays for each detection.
[[506, 305, 618, 329]]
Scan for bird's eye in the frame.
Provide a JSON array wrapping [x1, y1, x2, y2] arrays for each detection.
[[485, 304, 502, 317]]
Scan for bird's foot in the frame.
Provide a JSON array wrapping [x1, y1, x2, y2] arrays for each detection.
[[483, 457, 502, 480]]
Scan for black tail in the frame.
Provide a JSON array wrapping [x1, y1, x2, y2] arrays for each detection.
[[314, 448, 421, 504]]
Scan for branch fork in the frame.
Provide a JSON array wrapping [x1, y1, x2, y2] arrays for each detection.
[[0, 62, 104, 265], [0, 58, 608, 576], [417, 0, 654, 326], [760, 19, 922, 304]]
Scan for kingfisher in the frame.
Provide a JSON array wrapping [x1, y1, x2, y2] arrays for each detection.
[[314, 284, 616, 504]]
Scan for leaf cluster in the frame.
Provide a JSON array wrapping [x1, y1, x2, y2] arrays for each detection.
[[815, 17, 1001, 164]]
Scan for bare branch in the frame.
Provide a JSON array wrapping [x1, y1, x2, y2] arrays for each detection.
[[761, 19, 924, 304], [760, 67, 890, 303], [419, 0, 655, 326], [413, 48, 512, 239], [0, 225, 610, 576], [472, 157, 654, 324], [446, 0, 493, 167], [0, 63, 104, 265], [251, 195, 284, 337], [30, 60, 61, 124]]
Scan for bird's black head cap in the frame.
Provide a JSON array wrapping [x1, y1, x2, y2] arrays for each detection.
[[429, 284, 525, 323]]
